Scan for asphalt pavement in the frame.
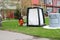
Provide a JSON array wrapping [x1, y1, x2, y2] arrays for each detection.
[[0, 30, 50, 40]]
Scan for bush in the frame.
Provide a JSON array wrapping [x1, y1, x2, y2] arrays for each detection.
[[14, 9, 21, 19]]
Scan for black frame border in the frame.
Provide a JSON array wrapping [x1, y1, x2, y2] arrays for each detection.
[[27, 7, 45, 27]]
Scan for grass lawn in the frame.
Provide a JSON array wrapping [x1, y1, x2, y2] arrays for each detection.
[[0, 18, 60, 40]]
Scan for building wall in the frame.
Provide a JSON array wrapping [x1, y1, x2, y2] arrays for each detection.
[[21, 0, 46, 15], [0, 0, 21, 19], [1, 0, 60, 19], [45, 0, 60, 13], [52, 0, 57, 13]]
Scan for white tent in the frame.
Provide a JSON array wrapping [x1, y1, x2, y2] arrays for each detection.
[[27, 7, 45, 27]]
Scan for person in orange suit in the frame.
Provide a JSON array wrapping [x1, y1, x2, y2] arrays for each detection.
[[19, 17, 24, 26]]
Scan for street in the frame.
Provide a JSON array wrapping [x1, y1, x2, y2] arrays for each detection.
[[0, 30, 50, 40]]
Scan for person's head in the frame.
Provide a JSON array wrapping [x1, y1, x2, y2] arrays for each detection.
[[19, 16, 23, 19]]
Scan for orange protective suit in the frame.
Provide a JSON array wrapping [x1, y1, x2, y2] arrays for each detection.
[[19, 19, 24, 26]]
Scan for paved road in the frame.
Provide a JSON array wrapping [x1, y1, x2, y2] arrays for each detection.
[[0, 30, 50, 40]]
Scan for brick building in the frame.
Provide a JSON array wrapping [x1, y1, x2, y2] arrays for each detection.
[[0, 0, 45, 19], [0, 0, 60, 19], [0, 0, 21, 19], [44, 0, 60, 13], [31, 0, 60, 13]]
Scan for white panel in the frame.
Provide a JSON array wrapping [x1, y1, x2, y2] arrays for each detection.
[[28, 9, 39, 25], [39, 9, 44, 25]]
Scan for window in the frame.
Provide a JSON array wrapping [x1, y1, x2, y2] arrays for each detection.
[[47, 7, 53, 13], [40, 0, 44, 2], [57, 8, 60, 13], [45, 0, 53, 5], [57, 1, 60, 6]]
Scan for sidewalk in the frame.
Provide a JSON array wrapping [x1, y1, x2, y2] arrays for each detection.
[[0, 30, 50, 40]]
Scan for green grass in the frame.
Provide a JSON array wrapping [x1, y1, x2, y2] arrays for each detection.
[[0, 18, 60, 40]]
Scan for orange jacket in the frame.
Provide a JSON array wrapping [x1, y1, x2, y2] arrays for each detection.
[[19, 19, 24, 26]]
